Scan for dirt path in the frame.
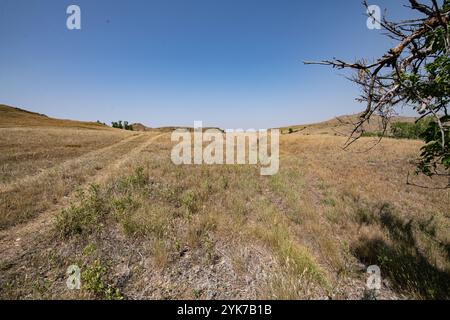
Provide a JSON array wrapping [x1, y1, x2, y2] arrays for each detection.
[[0, 133, 142, 193], [0, 132, 166, 266]]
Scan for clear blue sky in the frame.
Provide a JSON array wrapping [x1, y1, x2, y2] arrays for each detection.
[[0, 0, 421, 128]]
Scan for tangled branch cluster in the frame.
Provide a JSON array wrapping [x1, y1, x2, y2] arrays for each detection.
[[306, 0, 450, 187]]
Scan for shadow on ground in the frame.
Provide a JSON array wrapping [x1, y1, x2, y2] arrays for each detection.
[[352, 203, 450, 299]]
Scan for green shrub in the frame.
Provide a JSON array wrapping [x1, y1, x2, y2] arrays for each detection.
[[361, 118, 433, 140], [82, 260, 123, 300], [181, 190, 199, 215], [390, 119, 431, 140], [55, 184, 107, 238]]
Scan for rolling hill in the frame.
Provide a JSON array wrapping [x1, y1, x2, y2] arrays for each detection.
[[0, 104, 111, 130], [280, 114, 417, 136]]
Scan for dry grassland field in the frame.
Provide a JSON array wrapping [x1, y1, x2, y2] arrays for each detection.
[[0, 104, 449, 300]]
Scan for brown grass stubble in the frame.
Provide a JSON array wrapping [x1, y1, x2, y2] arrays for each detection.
[[0, 132, 160, 230], [277, 134, 449, 298], [47, 133, 450, 299], [0, 127, 132, 185], [0, 133, 166, 274], [1, 132, 449, 299]]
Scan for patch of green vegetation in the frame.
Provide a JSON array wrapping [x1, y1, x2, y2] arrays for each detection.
[[324, 208, 340, 224], [362, 118, 433, 140], [111, 120, 133, 131], [83, 243, 96, 256], [355, 207, 377, 226], [55, 184, 107, 238], [55, 167, 152, 239], [114, 166, 148, 194], [322, 197, 336, 207], [391, 119, 431, 140], [253, 202, 328, 289], [192, 288, 203, 299], [181, 190, 200, 215], [82, 260, 123, 300], [220, 175, 229, 190]]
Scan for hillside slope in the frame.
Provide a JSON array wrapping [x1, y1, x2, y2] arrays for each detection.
[[281, 114, 417, 136], [0, 105, 111, 130]]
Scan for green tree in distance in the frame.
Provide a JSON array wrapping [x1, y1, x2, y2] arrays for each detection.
[[112, 121, 133, 131]]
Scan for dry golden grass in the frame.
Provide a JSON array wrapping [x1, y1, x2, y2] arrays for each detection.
[[0, 127, 131, 185], [0, 107, 448, 300], [0, 105, 111, 130]]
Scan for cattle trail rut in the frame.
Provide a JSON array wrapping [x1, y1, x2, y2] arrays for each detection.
[[0, 133, 166, 266]]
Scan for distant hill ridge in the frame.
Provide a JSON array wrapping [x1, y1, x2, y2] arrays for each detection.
[[3, 105, 49, 118], [1, 104, 417, 134], [279, 113, 417, 136], [0, 104, 110, 130]]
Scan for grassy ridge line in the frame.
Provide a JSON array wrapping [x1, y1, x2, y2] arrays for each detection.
[[0, 133, 158, 230], [279, 114, 417, 136], [0, 105, 112, 130]]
